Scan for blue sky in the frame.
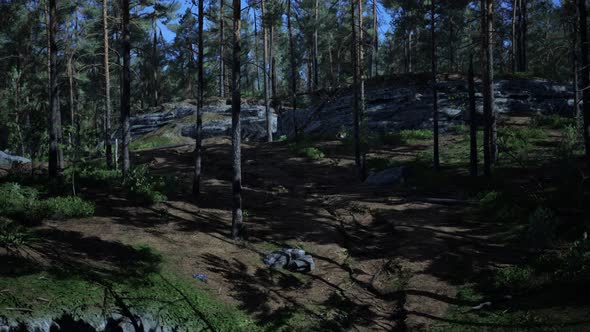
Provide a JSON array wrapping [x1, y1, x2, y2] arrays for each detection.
[[160, 0, 563, 42]]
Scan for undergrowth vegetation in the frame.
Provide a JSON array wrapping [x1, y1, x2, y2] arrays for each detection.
[[0, 183, 94, 224]]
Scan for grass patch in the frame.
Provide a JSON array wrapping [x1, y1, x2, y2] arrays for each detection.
[[42, 196, 95, 219], [130, 135, 178, 151], [0, 263, 259, 331], [0, 183, 95, 224], [531, 114, 576, 130]]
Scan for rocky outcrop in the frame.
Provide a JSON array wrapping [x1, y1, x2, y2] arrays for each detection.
[[181, 105, 278, 141], [127, 101, 277, 142], [278, 79, 574, 137], [0, 151, 31, 167]]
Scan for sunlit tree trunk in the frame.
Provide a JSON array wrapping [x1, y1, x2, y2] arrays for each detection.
[[231, 0, 243, 239], [103, 0, 113, 168]]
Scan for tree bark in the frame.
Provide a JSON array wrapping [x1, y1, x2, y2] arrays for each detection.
[[358, 0, 366, 179], [573, 2, 581, 125], [481, 0, 496, 176], [511, 0, 517, 73], [48, 0, 64, 178], [220, 0, 225, 98], [231, 0, 243, 239], [578, 0, 590, 156], [193, 0, 204, 197], [288, 0, 298, 138], [152, 1, 159, 107], [121, 0, 131, 177], [468, 55, 478, 177], [431, 0, 440, 171], [351, 0, 362, 180], [261, 0, 272, 142], [313, 0, 319, 89], [371, 0, 378, 77], [270, 24, 277, 101], [103, 0, 113, 168]]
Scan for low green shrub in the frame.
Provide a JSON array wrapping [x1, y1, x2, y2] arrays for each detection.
[[555, 125, 582, 160], [125, 165, 167, 205], [0, 218, 31, 250], [448, 124, 468, 135], [0, 183, 95, 223], [300, 147, 325, 160], [42, 196, 95, 219], [498, 127, 546, 162], [477, 191, 525, 223], [0, 183, 46, 223], [288, 138, 325, 160], [494, 266, 536, 293]]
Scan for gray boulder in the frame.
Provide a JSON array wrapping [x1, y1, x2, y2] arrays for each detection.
[[0, 151, 31, 167], [365, 167, 408, 186], [263, 248, 315, 272]]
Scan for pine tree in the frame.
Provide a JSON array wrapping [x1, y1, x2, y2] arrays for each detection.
[[231, 0, 243, 240]]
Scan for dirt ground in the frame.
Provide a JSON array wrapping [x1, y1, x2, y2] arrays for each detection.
[[27, 135, 533, 331]]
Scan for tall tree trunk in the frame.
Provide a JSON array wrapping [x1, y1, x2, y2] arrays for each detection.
[[288, 0, 298, 139], [121, 0, 131, 177], [358, 0, 366, 179], [193, 0, 204, 197], [573, 3, 581, 125], [261, 0, 272, 142], [408, 31, 413, 73], [481, 0, 496, 176], [48, 0, 64, 178], [152, 6, 159, 107], [371, 0, 378, 77], [220, 0, 225, 98], [270, 24, 277, 101], [449, 17, 455, 72], [468, 55, 478, 177], [521, 0, 528, 72], [351, 0, 362, 180], [231, 0, 243, 239], [511, 0, 517, 73], [578, 0, 590, 156], [103, 0, 113, 168], [313, 0, 319, 90], [253, 8, 260, 92], [431, 0, 440, 171]]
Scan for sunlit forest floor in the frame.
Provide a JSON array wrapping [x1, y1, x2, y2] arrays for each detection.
[[2, 114, 590, 331]]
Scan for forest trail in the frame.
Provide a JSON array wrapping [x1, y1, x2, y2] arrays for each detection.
[[40, 137, 523, 331]]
